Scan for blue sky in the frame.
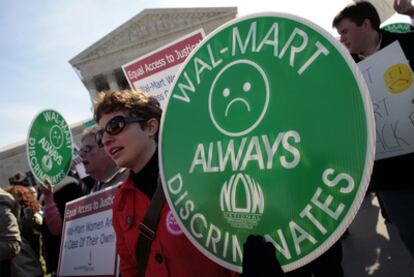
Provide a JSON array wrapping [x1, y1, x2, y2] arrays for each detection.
[[0, 1, 152, 149], [0, 0, 408, 149]]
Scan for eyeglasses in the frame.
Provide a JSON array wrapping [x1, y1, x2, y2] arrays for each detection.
[[79, 145, 94, 154], [95, 115, 147, 147]]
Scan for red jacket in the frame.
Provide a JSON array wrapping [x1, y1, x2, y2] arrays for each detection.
[[112, 176, 237, 277]]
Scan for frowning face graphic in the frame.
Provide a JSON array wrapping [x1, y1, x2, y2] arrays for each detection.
[[208, 60, 269, 137], [384, 63, 413, 94]]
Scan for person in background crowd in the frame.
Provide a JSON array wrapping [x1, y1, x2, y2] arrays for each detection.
[[40, 176, 84, 275], [80, 125, 129, 193], [5, 185, 43, 264], [9, 171, 40, 202], [27, 185, 39, 201], [0, 187, 22, 276], [10, 171, 29, 186], [333, 0, 414, 257], [94, 90, 237, 277], [0, 187, 43, 277]]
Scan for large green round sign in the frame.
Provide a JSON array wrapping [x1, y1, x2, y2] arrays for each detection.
[[27, 109, 73, 185], [160, 13, 375, 272]]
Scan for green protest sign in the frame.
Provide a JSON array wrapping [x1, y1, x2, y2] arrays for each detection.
[[160, 13, 375, 272], [382, 22, 411, 33], [27, 109, 73, 185]]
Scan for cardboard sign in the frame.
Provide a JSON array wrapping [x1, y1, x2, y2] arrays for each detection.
[[122, 30, 205, 109], [58, 185, 119, 277], [160, 13, 375, 272], [358, 41, 414, 160], [27, 110, 73, 185]]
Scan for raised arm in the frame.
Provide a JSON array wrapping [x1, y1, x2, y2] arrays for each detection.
[[40, 179, 63, 235]]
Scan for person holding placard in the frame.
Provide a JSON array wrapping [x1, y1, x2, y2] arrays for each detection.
[[40, 177, 84, 275], [333, 0, 414, 257], [94, 90, 237, 277], [94, 90, 344, 277]]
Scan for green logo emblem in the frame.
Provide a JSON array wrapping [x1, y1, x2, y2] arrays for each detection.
[[27, 110, 73, 185], [160, 13, 375, 272]]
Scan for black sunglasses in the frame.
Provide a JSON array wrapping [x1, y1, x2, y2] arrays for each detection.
[[95, 115, 147, 147]]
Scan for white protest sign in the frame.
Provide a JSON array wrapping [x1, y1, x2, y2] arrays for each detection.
[[58, 185, 119, 277], [358, 41, 414, 160], [122, 29, 205, 109]]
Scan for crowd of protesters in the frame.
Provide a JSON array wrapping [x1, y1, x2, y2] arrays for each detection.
[[0, 0, 413, 276]]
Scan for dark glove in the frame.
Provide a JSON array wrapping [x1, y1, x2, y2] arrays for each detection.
[[242, 234, 285, 277]]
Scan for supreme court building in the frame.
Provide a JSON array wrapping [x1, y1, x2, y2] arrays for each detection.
[[0, 7, 237, 186], [70, 7, 236, 105]]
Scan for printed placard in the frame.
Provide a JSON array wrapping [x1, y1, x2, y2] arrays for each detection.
[[122, 30, 205, 109], [160, 13, 375, 272], [58, 185, 120, 277]]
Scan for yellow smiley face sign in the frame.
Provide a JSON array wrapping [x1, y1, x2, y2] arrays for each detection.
[[383, 63, 413, 94]]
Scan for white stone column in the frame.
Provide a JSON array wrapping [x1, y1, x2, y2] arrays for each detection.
[[106, 71, 119, 91], [83, 78, 100, 105]]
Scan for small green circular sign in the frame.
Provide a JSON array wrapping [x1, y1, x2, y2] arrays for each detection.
[[27, 109, 73, 185], [160, 13, 375, 272], [382, 22, 411, 33]]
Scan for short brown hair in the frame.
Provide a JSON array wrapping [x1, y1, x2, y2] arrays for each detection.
[[94, 90, 162, 137], [332, 1, 380, 32]]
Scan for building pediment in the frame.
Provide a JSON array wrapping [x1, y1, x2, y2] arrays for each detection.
[[70, 7, 237, 66]]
